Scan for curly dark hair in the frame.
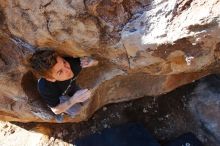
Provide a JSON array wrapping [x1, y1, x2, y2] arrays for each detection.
[[28, 49, 58, 78]]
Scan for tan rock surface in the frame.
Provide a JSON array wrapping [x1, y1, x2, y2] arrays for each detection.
[[0, 121, 73, 146]]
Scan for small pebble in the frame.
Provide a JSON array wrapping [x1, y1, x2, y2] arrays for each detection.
[[143, 108, 147, 113], [103, 107, 107, 111]]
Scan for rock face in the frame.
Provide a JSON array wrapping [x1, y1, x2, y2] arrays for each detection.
[[190, 75, 220, 144], [0, 0, 220, 123], [0, 121, 72, 146]]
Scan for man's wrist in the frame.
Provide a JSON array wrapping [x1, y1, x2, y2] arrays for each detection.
[[70, 96, 77, 105]]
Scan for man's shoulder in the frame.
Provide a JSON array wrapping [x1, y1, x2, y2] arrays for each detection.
[[38, 78, 59, 94], [37, 78, 61, 107], [38, 78, 48, 88]]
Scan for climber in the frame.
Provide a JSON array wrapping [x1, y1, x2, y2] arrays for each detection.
[[28, 49, 99, 117]]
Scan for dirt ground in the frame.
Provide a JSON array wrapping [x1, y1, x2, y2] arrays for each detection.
[[0, 79, 217, 146]]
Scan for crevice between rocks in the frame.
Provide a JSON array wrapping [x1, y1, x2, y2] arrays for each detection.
[[39, 0, 54, 9]]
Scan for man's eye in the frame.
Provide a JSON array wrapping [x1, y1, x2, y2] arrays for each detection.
[[58, 70, 63, 76]]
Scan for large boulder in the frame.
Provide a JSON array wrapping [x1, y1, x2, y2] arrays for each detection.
[[0, 0, 219, 122], [190, 74, 220, 144]]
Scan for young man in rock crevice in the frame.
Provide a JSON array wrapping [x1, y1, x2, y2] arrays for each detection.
[[28, 49, 98, 117]]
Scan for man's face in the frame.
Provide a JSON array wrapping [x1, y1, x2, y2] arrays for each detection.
[[48, 56, 74, 81]]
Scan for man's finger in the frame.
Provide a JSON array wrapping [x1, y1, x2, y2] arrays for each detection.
[[81, 91, 91, 98], [77, 96, 89, 102], [81, 61, 89, 64], [75, 89, 88, 96], [81, 92, 91, 98], [78, 89, 88, 93]]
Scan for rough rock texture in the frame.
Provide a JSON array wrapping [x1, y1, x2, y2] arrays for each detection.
[[0, 121, 73, 146], [0, 32, 53, 122], [190, 74, 220, 144], [0, 77, 219, 146], [0, 0, 220, 125]]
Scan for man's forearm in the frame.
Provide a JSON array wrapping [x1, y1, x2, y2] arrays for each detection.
[[51, 96, 77, 114]]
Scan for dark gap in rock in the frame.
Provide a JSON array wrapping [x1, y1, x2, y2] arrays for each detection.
[[188, 21, 219, 32], [176, 0, 193, 15], [0, 8, 5, 26]]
